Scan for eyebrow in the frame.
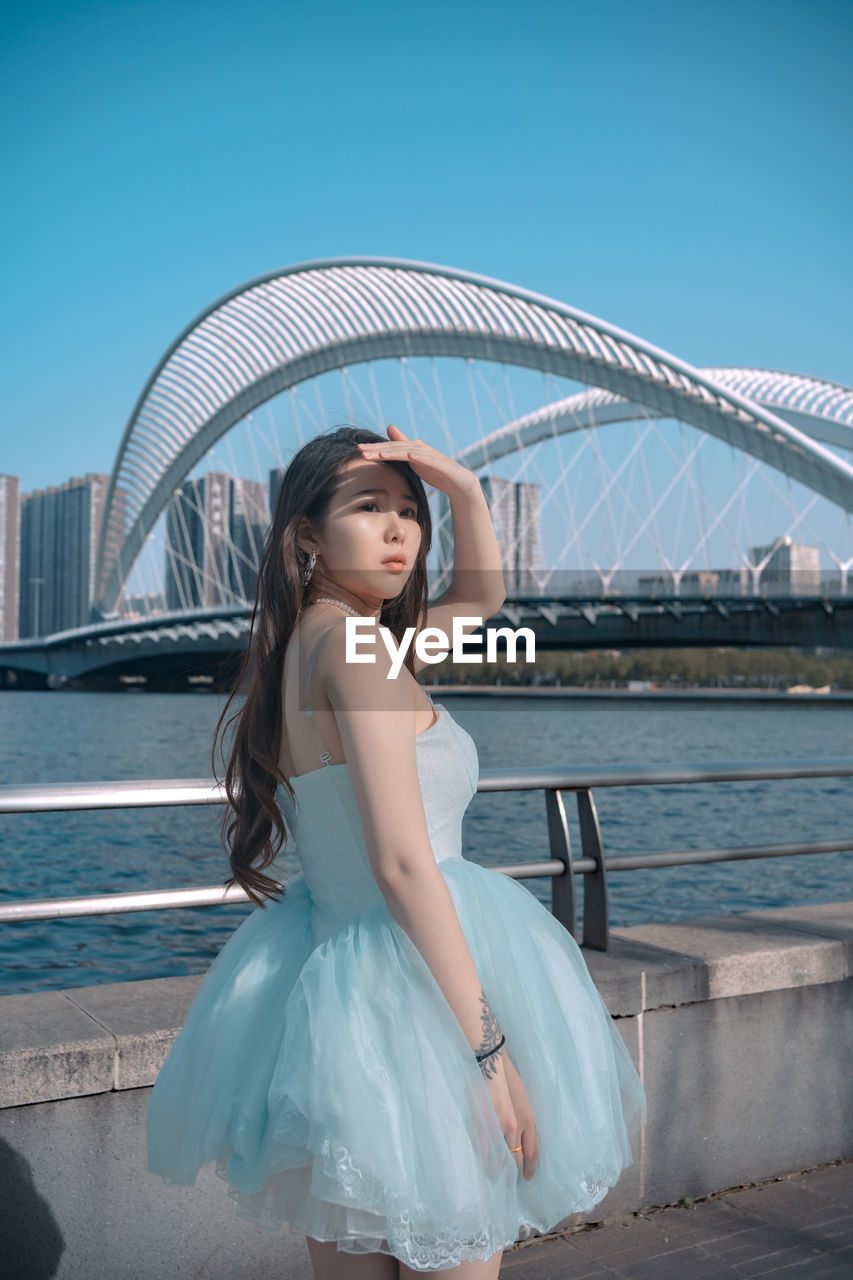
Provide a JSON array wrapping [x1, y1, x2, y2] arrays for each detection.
[[350, 486, 418, 502]]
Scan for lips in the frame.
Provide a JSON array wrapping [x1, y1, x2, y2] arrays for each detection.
[[382, 556, 407, 568]]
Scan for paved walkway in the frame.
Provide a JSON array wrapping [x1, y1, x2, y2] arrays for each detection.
[[500, 1160, 853, 1278]]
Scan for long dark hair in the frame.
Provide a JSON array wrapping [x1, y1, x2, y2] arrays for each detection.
[[212, 425, 433, 907]]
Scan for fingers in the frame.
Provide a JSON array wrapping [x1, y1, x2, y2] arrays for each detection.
[[357, 442, 425, 457], [505, 1131, 523, 1175], [508, 1125, 539, 1181], [524, 1125, 540, 1182], [359, 445, 427, 459], [498, 1055, 539, 1179], [356, 435, 425, 460]]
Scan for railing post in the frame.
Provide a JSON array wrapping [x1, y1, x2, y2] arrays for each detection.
[[577, 787, 609, 950], [545, 788, 577, 939]]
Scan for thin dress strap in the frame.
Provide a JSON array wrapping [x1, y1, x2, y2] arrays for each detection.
[[302, 639, 335, 768], [302, 642, 435, 769]]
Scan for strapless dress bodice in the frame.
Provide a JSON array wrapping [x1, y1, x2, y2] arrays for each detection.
[[275, 702, 479, 941]]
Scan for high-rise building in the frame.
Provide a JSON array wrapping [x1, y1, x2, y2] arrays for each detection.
[[18, 473, 110, 637], [269, 467, 285, 517], [479, 477, 517, 592], [165, 474, 230, 610], [231, 478, 270, 602], [437, 476, 544, 596], [96, 482, 129, 616], [165, 479, 199, 611], [751, 536, 820, 594], [165, 472, 271, 611], [433, 492, 454, 588], [0, 475, 20, 642], [515, 481, 544, 595]]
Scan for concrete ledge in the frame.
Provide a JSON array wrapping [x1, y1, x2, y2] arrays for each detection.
[[0, 976, 200, 1107], [63, 974, 202, 1091], [0, 991, 115, 1107], [585, 899, 852, 1015], [2, 899, 852, 1109]]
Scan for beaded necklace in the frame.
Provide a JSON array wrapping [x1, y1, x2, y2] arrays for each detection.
[[309, 596, 379, 620]]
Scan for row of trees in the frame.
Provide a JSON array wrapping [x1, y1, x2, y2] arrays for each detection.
[[423, 646, 853, 690]]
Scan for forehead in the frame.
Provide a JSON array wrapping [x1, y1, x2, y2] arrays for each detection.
[[333, 458, 417, 502]]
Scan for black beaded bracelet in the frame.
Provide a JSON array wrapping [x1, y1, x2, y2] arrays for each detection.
[[475, 1033, 505, 1062]]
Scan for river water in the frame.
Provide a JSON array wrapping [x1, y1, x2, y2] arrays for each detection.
[[1, 690, 850, 995]]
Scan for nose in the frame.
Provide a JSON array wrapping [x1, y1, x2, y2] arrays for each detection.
[[386, 509, 406, 539]]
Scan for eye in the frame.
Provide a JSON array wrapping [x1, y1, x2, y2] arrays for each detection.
[[359, 501, 418, 518]]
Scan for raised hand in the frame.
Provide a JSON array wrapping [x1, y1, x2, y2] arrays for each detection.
[[357, 424, 477, 499]]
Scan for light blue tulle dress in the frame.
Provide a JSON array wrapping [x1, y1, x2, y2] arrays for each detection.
[[146, 682, 645, 1271]]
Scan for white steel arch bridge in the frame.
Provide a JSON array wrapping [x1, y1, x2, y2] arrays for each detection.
[[94, 257, 853, 619]]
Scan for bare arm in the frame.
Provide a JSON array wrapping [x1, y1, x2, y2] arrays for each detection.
[[381, 862, 503, 1072], [417, 479, 507, 669], [444, 472, 506, 609], [320, 624, 504, 1069]]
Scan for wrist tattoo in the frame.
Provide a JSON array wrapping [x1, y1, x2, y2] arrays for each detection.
[[475, 989, 504, 1079]]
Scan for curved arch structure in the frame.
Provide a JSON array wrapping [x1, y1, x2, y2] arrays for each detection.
[[95, 257, 853, 616], [456, 367, 853, 470]]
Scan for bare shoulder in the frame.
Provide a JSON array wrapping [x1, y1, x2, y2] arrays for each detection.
[[319, 619, 417, 713]]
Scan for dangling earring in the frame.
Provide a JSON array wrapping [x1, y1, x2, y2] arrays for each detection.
[[302, 548, 317, 586]]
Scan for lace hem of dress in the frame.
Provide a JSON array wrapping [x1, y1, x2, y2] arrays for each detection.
[[213, 1140, 623, 1272]]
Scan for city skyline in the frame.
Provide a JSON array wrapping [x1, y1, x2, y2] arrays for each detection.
[[0, 450, 836, 644]]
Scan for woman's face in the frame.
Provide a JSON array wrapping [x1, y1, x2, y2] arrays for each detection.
[[306, 457, 423, 605]]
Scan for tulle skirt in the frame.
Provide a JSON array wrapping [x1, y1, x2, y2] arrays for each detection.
[[147, 857, 644, 1271]]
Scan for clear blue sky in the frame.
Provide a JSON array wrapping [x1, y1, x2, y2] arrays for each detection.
[[3, 0, 851, 493]]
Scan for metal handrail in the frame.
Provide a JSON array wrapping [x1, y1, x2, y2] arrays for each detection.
[[2, 757, 852, 950]]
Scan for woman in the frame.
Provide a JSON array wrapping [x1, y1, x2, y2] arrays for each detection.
[[147, 423, 645, 1278]]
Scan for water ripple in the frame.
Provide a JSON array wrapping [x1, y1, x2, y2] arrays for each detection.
[[1, 691, 850, 994]]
